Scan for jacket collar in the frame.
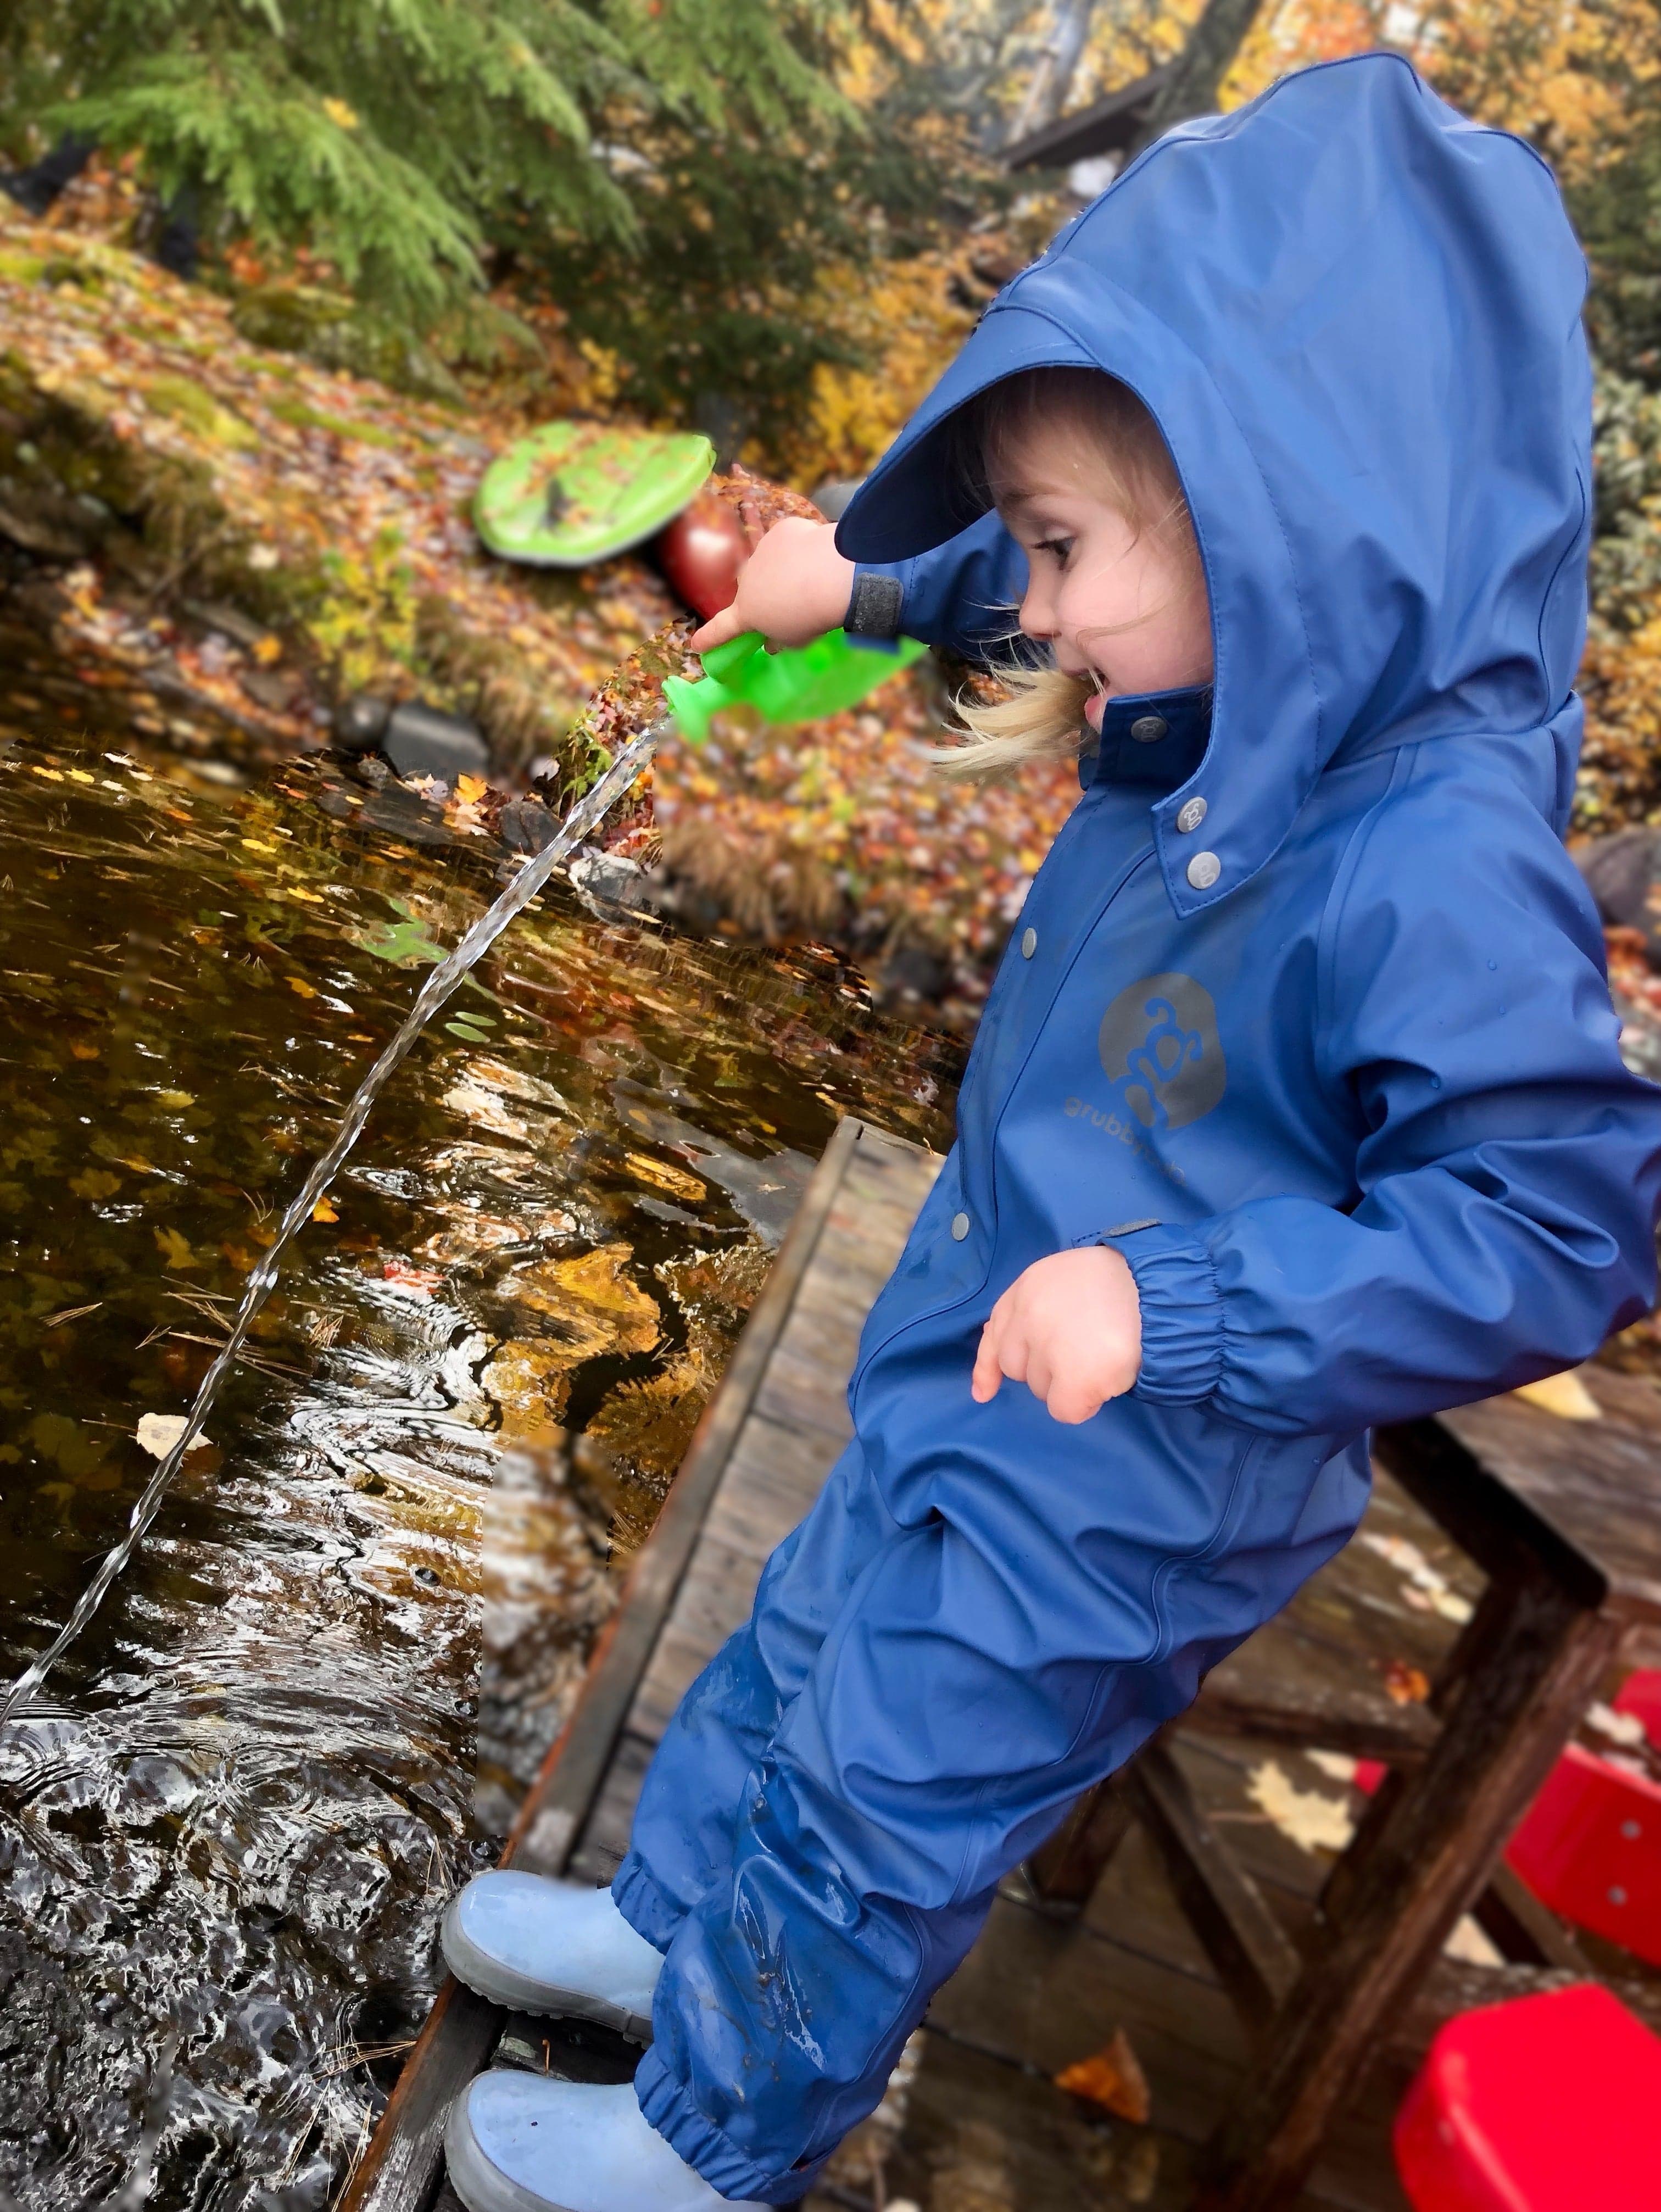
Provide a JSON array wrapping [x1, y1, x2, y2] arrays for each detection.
[[1080, 686, 1212, 794]]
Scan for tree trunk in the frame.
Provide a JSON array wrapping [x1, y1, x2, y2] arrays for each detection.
[[1127, 0, 1269, 155], [1005, 0, 1101, 147]]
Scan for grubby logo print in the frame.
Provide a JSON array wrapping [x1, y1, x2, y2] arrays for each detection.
[[1097, 973, 1227, 1132]]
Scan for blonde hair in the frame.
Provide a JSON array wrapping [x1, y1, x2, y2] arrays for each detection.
[[939, 367, 1197, 778]]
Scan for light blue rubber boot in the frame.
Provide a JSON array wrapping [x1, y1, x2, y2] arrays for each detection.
[[441, 1871, 663, 2042], [445, 2075, 766, 2212]]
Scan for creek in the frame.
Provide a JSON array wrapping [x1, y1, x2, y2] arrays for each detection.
[[0, 575, 961, 2209]]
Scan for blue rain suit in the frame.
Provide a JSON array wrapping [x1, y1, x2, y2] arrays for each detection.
[[613, 55, 1661, 2202]]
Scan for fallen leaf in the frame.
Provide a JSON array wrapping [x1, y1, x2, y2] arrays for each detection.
[[253, 634, 283, 665], [69, 1040, 101, 1060], [1055, 2028, 1151, 2125], [287, 976, 317, 999], [455, 774, 489, 804], [136, 1413, 213, 1459], [1247, 1761, 1356, 1853], [1514, 1368, 1602, 1421], [382, 1258, 443, 1296], [311, 1195, 338, 1223], [1384, 1658, 1432, 1704], [68, 1169, 121, 1200], [154, 1226, 196, 1268]]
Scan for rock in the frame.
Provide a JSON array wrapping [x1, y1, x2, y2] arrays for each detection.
[[230, 285, 464, 405], [568, 848, 652, 917], [1575, 825, 1658, 929], [333, 694, 392, 754], [498, 798, 558, 856], [808, 477, 866, 522], [381, 699, 491, 783]]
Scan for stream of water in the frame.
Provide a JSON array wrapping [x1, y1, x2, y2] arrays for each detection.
[[0, 583, 961, 2209]]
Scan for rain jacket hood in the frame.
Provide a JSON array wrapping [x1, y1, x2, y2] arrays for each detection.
[[837, 51, 1593, 915]]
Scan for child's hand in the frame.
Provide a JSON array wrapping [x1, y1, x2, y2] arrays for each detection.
[[690, 515, 856, 653], [971, 1247, 1142, 1425]]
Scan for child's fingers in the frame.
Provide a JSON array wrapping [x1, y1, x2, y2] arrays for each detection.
[[971, 1314, 1006, 1402], [1045, 1374, 1105, 1425], [689, 604, 747, 652]]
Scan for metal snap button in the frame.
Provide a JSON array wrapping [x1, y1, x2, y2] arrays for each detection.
[[1129, 715, 1167, 744], [1186, 850, 1222, 890], [1021, 927, 1037, 959], [1176, 796, 1207, 834], [950, 1211, 970, 1241]]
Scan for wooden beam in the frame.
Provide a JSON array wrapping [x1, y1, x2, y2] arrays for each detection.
[[1025, 1776, 1136, 1909], [1121, 1740, 1300, 2035], [338, 1116, 868, 2212], [1193, 1572, 1621, 2212]]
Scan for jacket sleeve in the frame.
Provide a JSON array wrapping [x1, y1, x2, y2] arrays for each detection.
[[1114, 764, 1661, 1438], [848, 508, 1029, 663]]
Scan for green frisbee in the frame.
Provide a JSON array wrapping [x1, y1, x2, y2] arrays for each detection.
[[473, 421, 715, 567]]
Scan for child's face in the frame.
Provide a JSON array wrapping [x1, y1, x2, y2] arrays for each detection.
[[994, 421, 1213, 728]]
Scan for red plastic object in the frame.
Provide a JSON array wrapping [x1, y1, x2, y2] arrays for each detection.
[[1503, 1742, 1661, 1966], [1394, 1983, 1661, 2210]]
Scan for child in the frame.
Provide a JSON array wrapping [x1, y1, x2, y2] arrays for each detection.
[[439, 53, 1661, 2212]]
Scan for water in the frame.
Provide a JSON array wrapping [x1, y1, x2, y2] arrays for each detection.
[[0, 588, 961, 2208]]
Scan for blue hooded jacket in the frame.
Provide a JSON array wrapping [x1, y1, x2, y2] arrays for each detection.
[[612, 57, 1661, 2204], [833, 51, 1660, 1447]]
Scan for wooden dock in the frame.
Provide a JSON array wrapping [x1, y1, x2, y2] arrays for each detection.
[[346, 1115, 1661, 2212]]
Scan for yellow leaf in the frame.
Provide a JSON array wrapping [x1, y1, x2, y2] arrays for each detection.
[[1513, 1368, 1603, 1422], [253, 634, 282, 666], [154, 1226, 196, 1269], [311, 1195, 338, 1223], [286, 975, 317, 999], [322, 96, 359, 130], [455, 775, 489, 804]]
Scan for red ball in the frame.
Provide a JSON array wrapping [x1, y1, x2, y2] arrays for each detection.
[[657, 498, 748, 620]]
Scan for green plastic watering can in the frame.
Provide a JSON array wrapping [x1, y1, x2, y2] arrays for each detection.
[[662, 628, 928, 748]]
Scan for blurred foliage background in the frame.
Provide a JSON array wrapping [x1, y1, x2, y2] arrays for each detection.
[[5, 0, 1661, 812]]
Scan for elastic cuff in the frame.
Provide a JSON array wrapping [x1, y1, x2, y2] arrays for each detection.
[[634, 2043, 832, 2205], [845, 568, 905, 639], [1107, 1224, 1225, 1405], [610, 1852, 682, 1954]]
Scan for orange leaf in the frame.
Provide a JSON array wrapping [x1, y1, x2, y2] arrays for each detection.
[[1384, 1659, 1431, 1706], [311, 1196, 338, 1223], [1055, 2029, 1151, 2125], [456, 774, 489, 804]]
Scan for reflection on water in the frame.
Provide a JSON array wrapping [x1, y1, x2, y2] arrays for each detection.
[[0, 591, 960, 2208]]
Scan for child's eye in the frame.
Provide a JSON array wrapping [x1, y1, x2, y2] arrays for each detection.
[[1036, 536, 1073, 565]]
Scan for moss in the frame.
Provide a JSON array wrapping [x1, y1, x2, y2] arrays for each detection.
[[230, 284, 463, 406], [0, 249, 48, 288], [266, 394, 401, 449], [142, 372, 261, 452]]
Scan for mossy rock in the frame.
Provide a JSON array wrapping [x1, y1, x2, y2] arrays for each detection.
[[230, 285, 462, 405], [141, 372, 261, 451]]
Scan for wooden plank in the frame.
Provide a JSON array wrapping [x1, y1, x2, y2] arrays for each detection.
[[339, 1115, 877, 2212]]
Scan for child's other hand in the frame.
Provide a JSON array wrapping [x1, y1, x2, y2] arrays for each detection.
[[971, 1247, 1142, 1425], [689, 515, 855, 653]]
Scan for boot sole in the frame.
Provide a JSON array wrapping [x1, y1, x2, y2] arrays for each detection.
[[445, 2089, 583, 2212], [440, 1895, 655, 2044]]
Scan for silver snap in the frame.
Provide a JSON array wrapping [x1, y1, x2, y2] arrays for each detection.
[[1176, 796, 1207, 834], [950, 1211, 970, 1241], [1021, 927, 1037, 959], [1186, 850, 1222, 890], [1609, 1885, 1629, 1906], [1129, 715, 1167, 744], [1622, 1819, 1643, 1840]]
